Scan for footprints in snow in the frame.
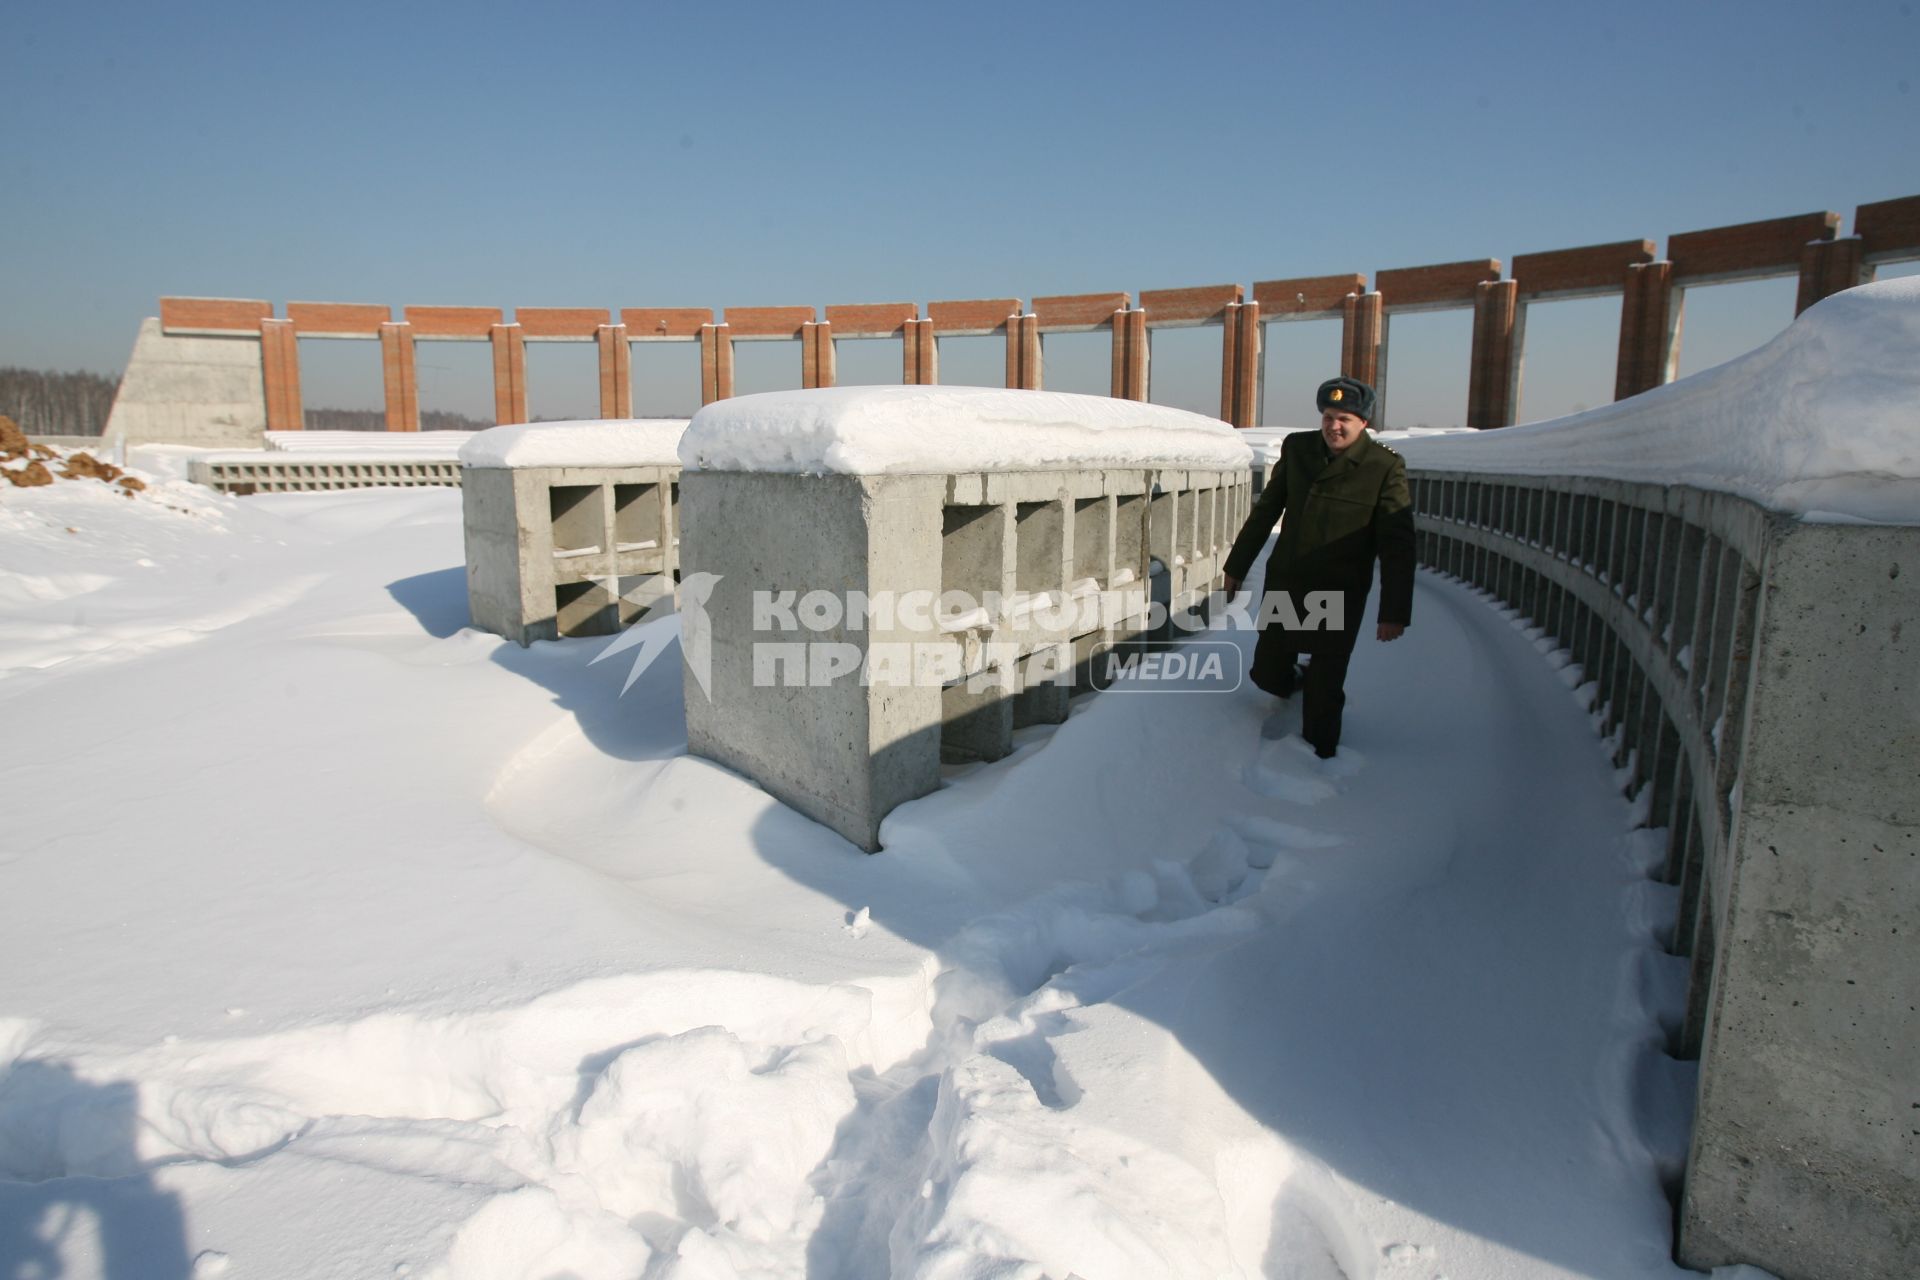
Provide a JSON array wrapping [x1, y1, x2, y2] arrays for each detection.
[[1245, 709, 1366, 804]]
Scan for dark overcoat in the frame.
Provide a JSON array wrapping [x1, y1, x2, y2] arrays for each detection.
[[1223, 429, 1415, 655]]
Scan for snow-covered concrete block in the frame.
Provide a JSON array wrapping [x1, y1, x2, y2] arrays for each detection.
[[677, 387, 1252, 851], [459, 419, 688, 645]]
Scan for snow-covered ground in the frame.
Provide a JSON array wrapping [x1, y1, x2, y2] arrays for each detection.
[[0, 450, 1767, 1279]]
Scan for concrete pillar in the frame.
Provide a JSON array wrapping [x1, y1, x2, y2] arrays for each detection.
[[903, 318, 938, 385], [1615, 261, 1675, 400], [1340, 291, 1382, 388], [1795, 237, 1867, 315], [490, 324, 528, 425], [380, 322, 420, 431], [802, 321, 837, 389], [1220, 301, 1261, 427], [1677, 520, 1920, 1280], [1467, 280, 1520, 430], [260, 318, 303, 432], [699, 324, 734, 405], [1107, 308, 1147, 401], [596, 324, 632, 418], [1006, 314, 1041, 390]]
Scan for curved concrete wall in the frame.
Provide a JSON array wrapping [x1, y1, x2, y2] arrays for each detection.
[[1411, 470, 1918, 1280]]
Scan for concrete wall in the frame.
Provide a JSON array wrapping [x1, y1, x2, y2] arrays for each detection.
[[103, 317, 266, 448], [1410, 471, 1918, 1280]]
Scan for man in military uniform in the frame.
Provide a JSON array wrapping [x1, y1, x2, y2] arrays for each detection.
[[1222, 376, 1414, 758]]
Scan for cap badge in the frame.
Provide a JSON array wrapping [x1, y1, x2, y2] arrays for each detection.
[[1329, 388, 1343, 401]]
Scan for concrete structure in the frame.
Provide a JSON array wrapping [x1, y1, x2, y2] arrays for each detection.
[[191, 453, 461, 494], [678, 388, 1251, 851], [120, 194, 1920, 461], [1410, 471, 1918, 1280], [458, 420, 687, 645], [103, 312, 269, 448]]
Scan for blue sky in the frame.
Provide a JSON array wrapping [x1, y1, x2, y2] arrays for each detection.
[[2, 0, 1914, 428]]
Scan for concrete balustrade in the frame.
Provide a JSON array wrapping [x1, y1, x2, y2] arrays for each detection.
[[458, 420, 688, 645], [1408, 468, 1918, 1280], [676, 387, 1251, 851]]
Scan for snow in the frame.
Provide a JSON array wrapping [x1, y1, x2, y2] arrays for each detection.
[[459, 419, 690, 469], [0, 474, 1768, 1276], [680, 386, 1252, 475], [1394, 278, 1920, 523]]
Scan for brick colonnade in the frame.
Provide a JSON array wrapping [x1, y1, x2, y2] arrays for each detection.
[[152, 193, 1919, 434]]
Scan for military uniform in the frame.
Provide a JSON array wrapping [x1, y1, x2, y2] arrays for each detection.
[[1224, 418, 1414, 755]]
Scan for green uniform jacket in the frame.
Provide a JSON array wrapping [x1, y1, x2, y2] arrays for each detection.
[[1224, 429, 1416, 645]]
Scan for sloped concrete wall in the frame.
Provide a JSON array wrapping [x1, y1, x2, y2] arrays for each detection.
[[104, 318, 266, 448]]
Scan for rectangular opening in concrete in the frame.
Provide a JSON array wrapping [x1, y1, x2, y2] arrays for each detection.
[[1148, 487, 1175, 570], [1038, 330, 1110, 396], [555, 579, 615, 638], [1514, 294, 1620, 423], [669, 482, 681, 549], [297, 338, 384, 430], [617, 573, 672, 627], [632, 342, 702, 416], [934, 335, 1004, 388], [1380, 309, 1472, 431], [1144, 325, 1221, 417], [415, 340, 495, 429], [1673, 276, 1799, 380], [1072, 497, 1109, 588], [1014, 501, 1064, 598], [550, 484, 604, 555], [834, 338, 901, 387], [1194, 487, 1217, 555], [732, 340, 802, 396], [614, 483, 663, 551], [1113, 492, 1146, 585], [526, 341, 600, 422], [941, 504, 1004, 625], [1259, 318, 1343, 428]]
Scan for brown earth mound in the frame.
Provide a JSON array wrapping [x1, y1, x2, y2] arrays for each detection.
[[60, 451, 123, 483], [6, 460, 53, 487], [0, 415, 28, 458]]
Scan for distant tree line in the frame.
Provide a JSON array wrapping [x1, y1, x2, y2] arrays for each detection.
[[0, 367, 119, 436], [303, 407, 494, 432]]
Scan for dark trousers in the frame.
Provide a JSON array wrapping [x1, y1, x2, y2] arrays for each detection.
[[1250, 626, 1357, 755]]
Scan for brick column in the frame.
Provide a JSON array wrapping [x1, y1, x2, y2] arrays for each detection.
[[1340, 291, 1382, 387], [380, 322, 420, 431], [1616, 261, 1675, 400], [802, 321, 837, 389], [596, 324, 631, 418], [1005, 313, 1041, 390], [903, 318, 938, 385], [490, 324, 527, 425], [698, 324, 734, 405], [1795, 237, 1866, 315], [1219, 301, 1260, 427], [1467, 280, 1519, 430], [259, 318, 303, 431], [1109, 309, 1148, 400]]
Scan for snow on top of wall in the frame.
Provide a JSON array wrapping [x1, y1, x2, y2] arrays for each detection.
[[1395, 278, 1920, 523], [679, 386, 1252, 475], [459, 420, 690, 470]]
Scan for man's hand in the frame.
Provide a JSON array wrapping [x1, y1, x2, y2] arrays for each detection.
[[1376, 622, 1405, 642], [1222, 574, 1242, 597]]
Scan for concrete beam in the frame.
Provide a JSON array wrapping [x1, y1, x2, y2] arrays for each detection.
[[1854, 193, 1920, 265], [1511, 240, 1656, 300], [159, 297, 272, 336], [1252, 273, 1366, 320], [1376, 259, 1501, 312], [1668, 211, 1839, 285], [623, 308, 714, 340], [402, 306, 504, 339]]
